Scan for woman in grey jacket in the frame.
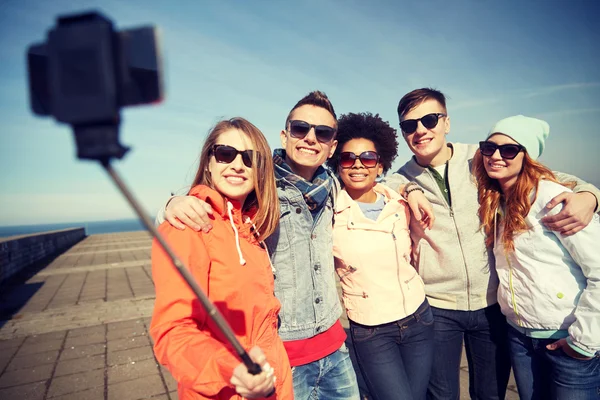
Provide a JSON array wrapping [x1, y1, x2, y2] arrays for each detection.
[[474, 115, 600, 400]]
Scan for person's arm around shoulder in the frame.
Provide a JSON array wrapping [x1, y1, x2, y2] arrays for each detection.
[[155, 195, 215, 232], [149, 224, 275, 397], [542, 172, 600, 235], [381, 171, 410, 192], [382, 171, 435, 229], [536, 182, 600, 360]]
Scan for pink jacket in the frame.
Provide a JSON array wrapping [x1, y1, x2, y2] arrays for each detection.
[[333, 184, 426, 326]]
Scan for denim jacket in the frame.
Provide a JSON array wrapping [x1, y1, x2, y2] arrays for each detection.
[[265, 170, 342, 341]]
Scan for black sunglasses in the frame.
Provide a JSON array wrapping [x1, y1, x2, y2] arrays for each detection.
[[211, 144, 255, 168], [288, 120, 336, 143], [339, 151, 380, 169], [400, 113, 446, 134], [479, 141, 525, 160]]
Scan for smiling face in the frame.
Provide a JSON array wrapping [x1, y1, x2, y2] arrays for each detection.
[[338, 138, 383, 202], [483, 133, 525, 192], [209, 128, 255, 204], [401, 99, 450, 167], [280, 105, 337, 181]]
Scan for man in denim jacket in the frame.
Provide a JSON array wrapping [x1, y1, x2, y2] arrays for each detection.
[[157, 91, 361, 399]]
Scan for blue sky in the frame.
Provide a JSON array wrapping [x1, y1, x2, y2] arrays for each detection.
[[1, 0, 599, 226]]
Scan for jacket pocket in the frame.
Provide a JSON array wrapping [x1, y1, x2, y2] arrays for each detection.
[[343, 289, 368, 299], [405, 271, 424, 291]]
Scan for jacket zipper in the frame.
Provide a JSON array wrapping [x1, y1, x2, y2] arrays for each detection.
[[391, 222, 407, 315], [343, 290, 369, 298], [426, 168, 471, 309], [505, 251, 522, 326], [339, 265, 357, 280]]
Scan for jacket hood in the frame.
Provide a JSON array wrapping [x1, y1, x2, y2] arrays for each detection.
[[188, 185, 259, 220], [188, 185, 259, 266]]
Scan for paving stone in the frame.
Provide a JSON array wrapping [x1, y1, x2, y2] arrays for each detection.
[[25, 331, 67, 344], [0, 345, 19, 368], [107, 319, 146, 331], [55, 353, 106, 377], [0, 337, 25, 351], [107, 358, 158, 384], [0, 354, 13, 372], [161, 366, 178, 393], [47, 368, 104, 398], [106, 326, 147, 341], [17, 338, 63, 356], [60, 343, 106, 360], [79, 295, 106, 303], [107, 345, 154, 366], [67, 324, 105, 338], [0, 363, 53, 388], [64, 331, 105, 347], [107, 334, 150, 353], [49, 386, 105, 400], [6, 349, 59, 371], [0, 380, 46, 400], [107, 373, 166, 400], [107, 292, 134, 301]]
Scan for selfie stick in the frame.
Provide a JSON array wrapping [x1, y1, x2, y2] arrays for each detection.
[[27, 11, 262, 375]]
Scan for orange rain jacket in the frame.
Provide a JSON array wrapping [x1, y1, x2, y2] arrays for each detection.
[[150, 185, 293, 400]]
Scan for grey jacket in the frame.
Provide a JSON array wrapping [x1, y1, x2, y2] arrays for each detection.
[[385, 142, 600, 311]]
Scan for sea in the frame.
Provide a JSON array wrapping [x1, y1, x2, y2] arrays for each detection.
[[0, 218, 147, 238]]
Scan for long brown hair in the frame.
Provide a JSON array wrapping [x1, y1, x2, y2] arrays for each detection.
[[190, 118, 279, 240], [473, 150, 573, 252]]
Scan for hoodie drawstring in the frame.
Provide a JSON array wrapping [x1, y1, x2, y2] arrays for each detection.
[[227, 201, 246, 265], [245, 216, 276, 274]]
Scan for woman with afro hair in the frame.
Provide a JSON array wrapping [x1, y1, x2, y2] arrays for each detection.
[[328, 112, 434, 400]]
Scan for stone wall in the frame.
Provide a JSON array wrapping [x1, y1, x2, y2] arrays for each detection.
[[0, 228, 85, 285]]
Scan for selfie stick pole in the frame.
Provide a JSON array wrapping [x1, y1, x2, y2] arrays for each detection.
[[100, 159, 262, 375]]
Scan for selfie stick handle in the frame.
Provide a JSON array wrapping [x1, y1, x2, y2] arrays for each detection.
[[101, 160, 262, 375]]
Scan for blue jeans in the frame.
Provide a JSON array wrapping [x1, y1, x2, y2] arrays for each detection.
[[427, 304, 511, 400], [507, 325, 600, 399], [292, 342, 360, 400], [350, 299, 435, 400]]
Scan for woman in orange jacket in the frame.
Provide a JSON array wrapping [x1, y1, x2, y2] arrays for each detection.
[[150, 118, 293, 399]]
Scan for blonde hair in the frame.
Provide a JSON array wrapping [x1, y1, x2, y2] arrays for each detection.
[[473, 150, 573, 251], [190, 118, 279, 240]]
